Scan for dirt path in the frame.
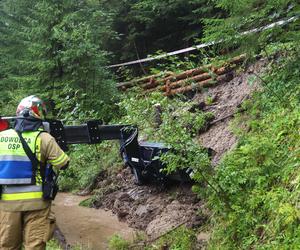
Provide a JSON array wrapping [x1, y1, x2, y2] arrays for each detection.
[[52, 193, 135, 250]]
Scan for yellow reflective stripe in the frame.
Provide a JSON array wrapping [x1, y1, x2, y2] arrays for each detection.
[[1, 192, 43, 201], [51, 155, 68, 166], [36, 146, 43, 184], [35, 136, 41, 161], [34, 136, 43, 184], [49, 153, 68, 166], [49, 153, 65, 164]]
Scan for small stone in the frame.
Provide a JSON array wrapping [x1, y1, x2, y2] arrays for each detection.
[[197, 232, 210, 242], [135, 205, 150, 217]]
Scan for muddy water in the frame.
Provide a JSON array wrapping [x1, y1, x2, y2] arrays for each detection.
[[52, 193, 134, 250]]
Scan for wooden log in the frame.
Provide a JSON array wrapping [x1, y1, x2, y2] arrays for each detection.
[[160, 54, 245, 85], [162, 72, 211, 91], [161, 66, 234, 91], [141, 64, 215, 91], [118, 54, 245, 91], [144, 54, 245, 92], [164, 67, 207, 82], [141, 77, 164, 90], [144, 68, 233, 94], [142, 77, 159, 90], [144, 71, 212, 93], [165, 73, 233, 96], [142, 77, 157, 90], [144, 65, 232, 93], [165, 78, 215, 96], [117, 74, 160, 88], [117, 71, 173, 89], [227, 53, 246, 64], [165, 80, 171, 96]]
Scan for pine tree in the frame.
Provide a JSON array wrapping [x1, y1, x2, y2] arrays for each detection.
[[202, 0, 300, 55], [0, 0, 118, 121], [99, 0, 224, 62]]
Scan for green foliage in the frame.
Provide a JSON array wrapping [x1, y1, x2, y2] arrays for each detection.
[[202, 0, 300, 56], [78, 197, 94, 208], [119, 91, 212, 176], [0, 0, 123, 192], [46, 240, 62, 250], [99, 0, 224, 63], [146, 226, 197, 250], [0, 0, 118, 121], [109, 235, 130, 250], [46, 241, 92, 250], [2, 1, 300, 249], [147, 53, 199, 75], [199, 3, 300, 247], [59, 142, 121, 191], [208, 48, 300, 249], [108, 227, 196, 250]]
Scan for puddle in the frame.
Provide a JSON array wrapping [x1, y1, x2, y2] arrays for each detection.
[[52, 193, 135, 250]]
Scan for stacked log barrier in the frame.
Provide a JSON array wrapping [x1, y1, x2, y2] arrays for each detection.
[[165, 73, 234, 96], [117, 71, 173, 90], [160, 66, 231, 92], [117, 54, 245, 96]]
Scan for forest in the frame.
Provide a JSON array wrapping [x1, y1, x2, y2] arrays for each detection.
[[0, 0, 300, 249]]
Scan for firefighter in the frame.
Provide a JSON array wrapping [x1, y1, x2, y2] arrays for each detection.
[[0, 95, 69, 250]]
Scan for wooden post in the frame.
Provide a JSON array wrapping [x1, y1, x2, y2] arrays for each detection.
[[153, 103, 162, 128]]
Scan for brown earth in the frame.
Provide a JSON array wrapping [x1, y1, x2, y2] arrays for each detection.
[[196, 58, 267, 165], [92, 168, 208, 237], [89, 58, 267, 246]]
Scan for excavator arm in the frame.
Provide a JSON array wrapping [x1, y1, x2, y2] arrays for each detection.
[[0, 117, 192, 185]]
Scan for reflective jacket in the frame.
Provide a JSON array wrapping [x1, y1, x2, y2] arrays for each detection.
[[0, 129, 43, 201]]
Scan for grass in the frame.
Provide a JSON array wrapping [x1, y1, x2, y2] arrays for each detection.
[[46, 239, 63, 250]]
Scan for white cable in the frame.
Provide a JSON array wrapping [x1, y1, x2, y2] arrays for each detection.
[[107, 16, 299, 69]]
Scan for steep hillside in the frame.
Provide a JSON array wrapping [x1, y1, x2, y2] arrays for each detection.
[[197, 58, 267, 165], [80, 56, 269, 249]]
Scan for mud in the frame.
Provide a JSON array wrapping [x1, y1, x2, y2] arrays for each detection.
[[196, 58, 267, 165], [92, 168, 209, 239], [90, 59, 267, 242], [52, 193, 134, 250]]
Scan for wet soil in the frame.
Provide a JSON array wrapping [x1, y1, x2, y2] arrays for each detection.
[[90, 59, 267, 242], [92, 168, 209, 241], [196, 58, 267, 165], [52, 193, 134, 250]]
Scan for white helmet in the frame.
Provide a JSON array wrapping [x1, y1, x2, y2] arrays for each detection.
[[16, 95, 47, 120]]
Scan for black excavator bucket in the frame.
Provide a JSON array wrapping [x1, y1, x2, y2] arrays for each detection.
[[119, 126, 167, 185], [119, 126, 193, 185]]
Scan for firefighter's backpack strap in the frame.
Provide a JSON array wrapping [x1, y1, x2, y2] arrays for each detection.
[[16, 131, 40, 184]]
